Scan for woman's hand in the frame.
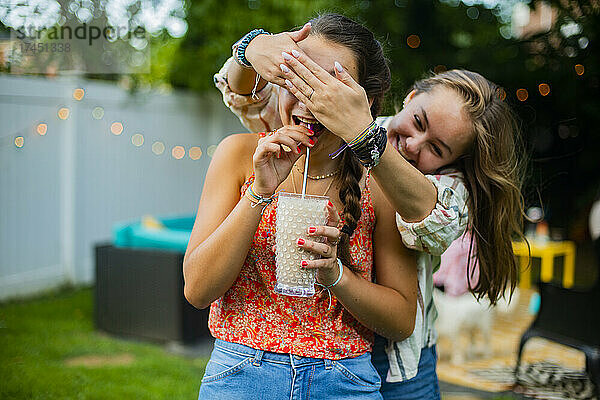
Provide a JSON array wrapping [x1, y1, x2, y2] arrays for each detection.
[[244, 23, 311, 87], [252, 126, 314, 196], [296, 202, 344, 286], [280, 51, 374, 142]]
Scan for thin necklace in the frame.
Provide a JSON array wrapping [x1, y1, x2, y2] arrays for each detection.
[[291, 165, 336, 197], [294, 165, 341, 180]]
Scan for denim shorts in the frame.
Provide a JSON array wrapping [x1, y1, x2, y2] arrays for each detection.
[[372, 334, 441, 400], [198, 339, 382, 400]]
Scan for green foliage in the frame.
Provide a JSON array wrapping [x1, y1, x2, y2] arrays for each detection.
[[169, 0, 358, 92], [0, 288, 207, 400]]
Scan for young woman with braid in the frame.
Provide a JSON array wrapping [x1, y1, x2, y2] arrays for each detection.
[[184, 14, 419, 399], [214, 20, 526, 400]]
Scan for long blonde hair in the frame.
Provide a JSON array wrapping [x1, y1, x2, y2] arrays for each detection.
[[413, 69, 527, 304]]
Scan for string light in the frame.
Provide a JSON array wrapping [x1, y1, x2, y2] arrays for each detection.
[[497, 88, 507, 101], [172, 145, 185, 159], [110, 122, 123, 135], [207, 145, 217, 158], [538, 83, 550, 96], [58, 107, 70, 120], [152, 141, 165, 155], [92, 107, 104, 120], [574, 64, 584, 76], [2, 95, 242, 161], [189, 146, 202, 160], [516, 88, 529, 102], [73, 88, 85, 101], [407, 34, 420, 49], [36, 123, 47, 135], [131, 133, 144, 147]]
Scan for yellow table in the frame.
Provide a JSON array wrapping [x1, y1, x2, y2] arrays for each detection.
[[512, 240, 576, 289]]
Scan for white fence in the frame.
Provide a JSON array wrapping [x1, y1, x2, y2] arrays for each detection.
[[0, 74, 245, 300]]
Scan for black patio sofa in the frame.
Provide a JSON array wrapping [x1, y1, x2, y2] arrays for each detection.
[[95, 244, 211, 344]]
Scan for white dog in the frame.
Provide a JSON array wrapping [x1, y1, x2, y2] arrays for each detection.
[[433, 287, 520, 364]]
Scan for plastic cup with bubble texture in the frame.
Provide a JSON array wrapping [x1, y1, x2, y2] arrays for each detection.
[[275, 192, 329, 297]]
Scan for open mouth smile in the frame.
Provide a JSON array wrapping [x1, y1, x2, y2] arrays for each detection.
[[293, 115, 325, 135]]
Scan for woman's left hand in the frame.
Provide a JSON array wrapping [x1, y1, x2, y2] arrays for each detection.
[[296, 201, 344, 286], [281, 51, 374, 143]]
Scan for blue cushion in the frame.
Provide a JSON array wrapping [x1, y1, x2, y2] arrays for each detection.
[[113, 215, 195, 253]]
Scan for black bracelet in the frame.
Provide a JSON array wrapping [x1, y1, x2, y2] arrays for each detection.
[[348, 125, 387, 168], [232, 29, 270, 68]]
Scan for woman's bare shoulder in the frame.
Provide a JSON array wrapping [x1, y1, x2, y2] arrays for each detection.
[[216, 132, 260, 154], [212, 132, 260, 184]]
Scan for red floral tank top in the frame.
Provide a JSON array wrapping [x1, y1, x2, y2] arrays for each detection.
[[208, 173, 376, 360]]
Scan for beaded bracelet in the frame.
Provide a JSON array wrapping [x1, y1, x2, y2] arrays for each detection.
[[347, 122, 387, 168], [245, 183, 274, 212], [347, 121, 378, 148], [232, 29, 270, 68]]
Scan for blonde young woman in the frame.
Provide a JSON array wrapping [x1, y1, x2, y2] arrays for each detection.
[[214, 22, 525, 400], [185, 14, 420, 400]]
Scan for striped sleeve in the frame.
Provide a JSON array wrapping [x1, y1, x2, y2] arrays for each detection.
[[213, 57, 282, 133], [396, 171, 469, 256]]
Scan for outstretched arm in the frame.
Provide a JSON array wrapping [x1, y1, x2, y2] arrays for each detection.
[[280, 51, 437, 223]]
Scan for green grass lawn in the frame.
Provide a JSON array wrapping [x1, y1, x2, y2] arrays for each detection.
[[0, 287, 522, 400], [0, 287, 207, 400]]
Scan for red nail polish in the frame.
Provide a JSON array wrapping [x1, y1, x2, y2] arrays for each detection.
[[308, 137, 315, 145], [328, 201, 333, 207], [297, 145, 302, 153], [297, 238, 305, 245], [308, 129, 314, 135], [308, 227, 316, 234], [301, 260, 309, 267]]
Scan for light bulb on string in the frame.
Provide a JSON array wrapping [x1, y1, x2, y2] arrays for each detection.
[[73, 88, 85, 101], [407, 34, 420, 49], [131, 133, 144, 147], [172, 146, 185, 160], [92, 107, 104, 119], [207, 145, 217, 158], [36, 123, 48, 135], [111, 122, 123, 135], [189, 146, 202, 160], [516, 88, 528, 102], [538, 83, 550, 96], [152, 141, 165, 155], [58, 107, 70, 120]]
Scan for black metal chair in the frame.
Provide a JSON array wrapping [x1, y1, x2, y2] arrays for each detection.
[[515, 238, 600, 391]]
